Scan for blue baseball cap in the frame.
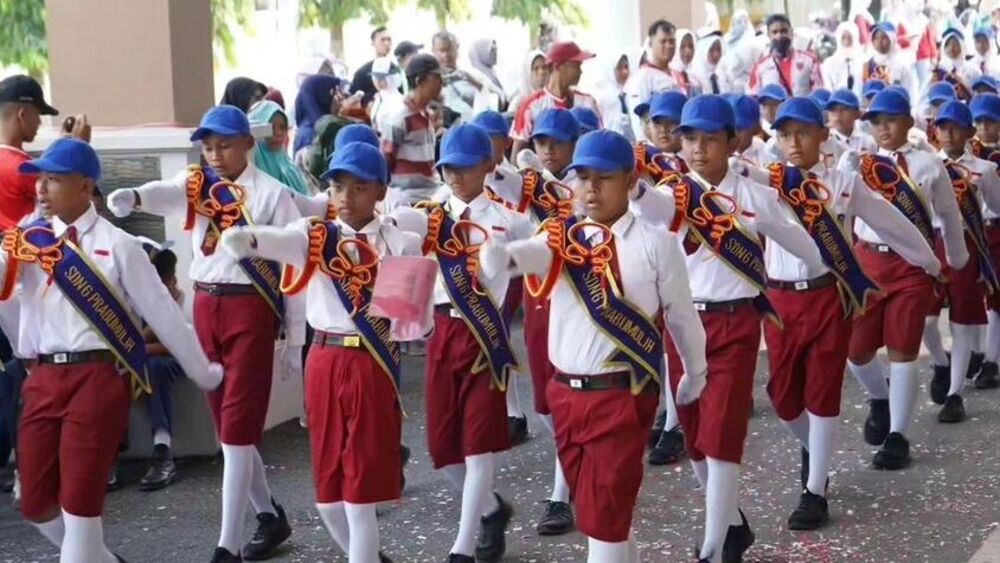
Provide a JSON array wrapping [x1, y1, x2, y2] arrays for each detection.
[[633, 102, 650, 118], [973, 75, 1000, 94], [975, 26, 996, 40], [863, 80, 887, 100], [933, 100, 974, 129], [826, 88, 861, 111], [728, 95, 760, 131], [566, 130, 634, 173], [676, 94, 735, 134], [436, 123, 493, 169], [19, 138, 102, 181], [971, 94, 1000, 122], [531, 108, 581, 143], [871, 21, 896, 40], [927, 82, 957, 106], [810, 88, 832, 107], [887, 85, 910, 103], [320, 141, 388, 184], [648, 91, 688, 123], [570, 107, 601, 133], [758, 84, 789, 104], [191, 105, 251, 141], [861, 89, 911, 121], [772, 97, 826, 130], [471, 110, 510, 138], [334, 123, 379, 149]]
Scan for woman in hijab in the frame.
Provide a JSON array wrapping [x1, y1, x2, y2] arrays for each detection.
[[822, 23, 864, 96], [595, 50, 638, 140], [509, 49, 549, 117], [971, 26, 1000, 78], [863, 22, 920, 106], [292, 74, 346, 155], [721, 11, 763, 94], [691, 30, 733, 95], [468, 38, 508, 112], [219, 77, 267, 112], [247, 100, 311, 195], [670, 29, 703, 96], [932, 28, 980, 101]]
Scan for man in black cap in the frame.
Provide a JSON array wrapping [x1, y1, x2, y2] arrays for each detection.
[[0, 75, 59, 231], [394, 40, 423, 74], [351, 26, 401, 107]]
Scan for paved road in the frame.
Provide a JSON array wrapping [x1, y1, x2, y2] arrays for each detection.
[[2, 328, 1000, 562]]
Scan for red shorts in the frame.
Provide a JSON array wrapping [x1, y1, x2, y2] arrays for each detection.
[[666, 304, 760, 464], [19, 362, 131, 520], [523, 291, 555, 414], [425, 312, 511, 468], [305, 344, 402, 504], [849, 244, 935, 358], [195, 290, 279, 446], [928, 234, 987, 324], [502, 276, 523, 325], [987, 225, 1000, 312], [546, 377, 657, 542], [764, 284, 852, 420]]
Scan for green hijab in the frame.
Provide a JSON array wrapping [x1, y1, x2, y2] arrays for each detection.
[[247, 101, 311, 195]]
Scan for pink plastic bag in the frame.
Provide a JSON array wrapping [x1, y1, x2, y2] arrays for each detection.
[[371, 256, 437, 323]]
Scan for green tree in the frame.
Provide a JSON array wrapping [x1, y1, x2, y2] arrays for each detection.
[[212, 0, 254, 67], [416, 0, 472, 29], [0, 0, 47, 79], [298, 0, 400, 59], [491, 0, 587, 45]]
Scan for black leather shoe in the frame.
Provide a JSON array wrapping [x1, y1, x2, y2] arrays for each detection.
[[210, 547, 241, 562], [475, 493, 513, 562], [242, 499, 292, 560], [535, 500, 574, 535], [649, 426, 685, 466], [446, 555, 474, 563], [722, 509, 755, 563], [967, 352, 984, 379], [872, 432, 911, 470], [975, 361, 1000, 390], [938, 394, 965, 423], [799, 447, 809, 490], [139, 444, 177, 492], [787, 490, 829, 531], [649, 410, 667, 448], [508, 415, 528, 446], [863, 398, 890, 446], [930, 364, 950, 405]]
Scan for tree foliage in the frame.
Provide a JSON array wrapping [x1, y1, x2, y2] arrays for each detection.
[[0, 0, 47, 78], [416, 0, 473, 29], [212, 0, 254, 67], [298, 0, 397, 29], [490, 0, 588, 30]]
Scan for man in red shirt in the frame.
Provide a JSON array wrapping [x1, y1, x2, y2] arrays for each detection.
[[0, 75, 59, 231]]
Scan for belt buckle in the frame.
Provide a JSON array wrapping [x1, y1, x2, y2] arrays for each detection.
[[343, 335, 361, 347], [693, 302, 707, 312], [53, 353, 68, 364], [794, 281, 809, 291], [569, 378, 583, 389], [449, 308, 463, 319], [877, 244, 890, 253]]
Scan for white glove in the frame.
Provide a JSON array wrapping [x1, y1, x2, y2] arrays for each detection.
[[219, 227, 256, 259], [191, 361, 224, 391], [478, 239, 510, 279], [840, 150, 861, 173], [107, 189, 136, 218], [675, 371, 707, 406]]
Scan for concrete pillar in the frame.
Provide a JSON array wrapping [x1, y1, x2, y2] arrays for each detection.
[[45, 0, 214, 126], [637, 0, 707, 35]]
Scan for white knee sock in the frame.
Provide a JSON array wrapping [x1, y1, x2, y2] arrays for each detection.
[[888, 361, 919, 435], [974, 324, 985, 355], [440, 463, 466, 491], [61, 511, 117, 563], [949, 323, 978, 396], [451, 453, 495, 556], [662, 376, 680, 429], [848, 358, 889, 400], [33, 514, 64, 548], [505, 374, 525, 418], [627, 534, 640, 563], [153, 428, 172, 448], [218, 443, 255, 553], [539, 415, 570, 503], [344, 502, 380, 563], [986, 311, 1000, 362], [922, 316, 950, 366], [316, 502, 350, 554], [690, 458, 708, 489], [700, 458, 740, 562], [587, 536, 631, 563], [807, 413, 836, 496], [249, 447, 276, 516], [780, 411, 810, 449]]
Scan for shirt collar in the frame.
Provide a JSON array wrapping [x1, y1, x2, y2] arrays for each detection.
[[583, 210, 636, 242], [688, 168, 737, 193], [336, 217, 382, 236], [447, 191, 491, 216], [878, 142, 912, 157], [52, 203, 99, 238], [938, 148, 972, 164], [233, 163, 258, 185]]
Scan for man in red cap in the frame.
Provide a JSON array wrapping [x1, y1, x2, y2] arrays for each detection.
[[510, 41, 601, 155]]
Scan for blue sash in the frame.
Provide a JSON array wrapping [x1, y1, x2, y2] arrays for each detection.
[[768, 164, 881, 312], [670, 174, 779, 324], [184, 165, 284, 319], [1, 219, 150, 397], [550, 216, 663, 393], [634, 143, 687, 185], [421, 204, 517, 391], [863, 59, 892, 83], [859, 154, 936, 247], [944, 162, 1000, 293]]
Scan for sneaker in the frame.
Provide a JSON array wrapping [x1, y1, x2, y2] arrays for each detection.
[[649, 410, 667, 448], [535, 500, 574, 536], [241, 499, 292, 560], [929, 364, 950, 405], [649, 426, 685, 466], [139, 444, 177, 492], [872, 432, 911, 471], [938, 394, 965, 423], [508, 415, 528, 446], [721, 509, 755, 563], [975, 361, 1000, 390], [210, 547, 242, 562], [475, 493, 513, 562], [863, 398, 890, 446], [787, 490, 829, 531], [967, 352, 984, 379]]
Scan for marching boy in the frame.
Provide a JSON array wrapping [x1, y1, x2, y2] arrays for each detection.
[[970, 93, 1000, 390]]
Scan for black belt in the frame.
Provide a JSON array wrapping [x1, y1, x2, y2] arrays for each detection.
[[312, 330, 365, 349], [38, 350, 116, 365], [859, 241, 897, 255], [692, 297, 754, 313], [195, 282, 258, 296], [555, 371, 656, 393], [767, 273, 837, 292], [434, 304, 464, 319]]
